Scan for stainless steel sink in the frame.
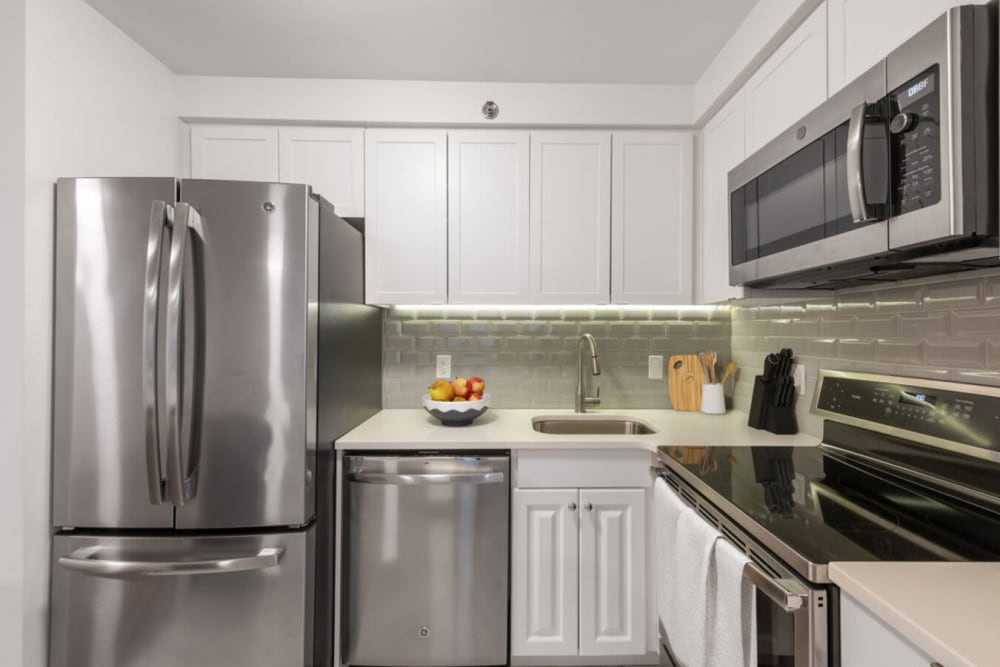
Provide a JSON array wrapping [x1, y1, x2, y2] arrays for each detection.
[[531, 416, 657, 435]]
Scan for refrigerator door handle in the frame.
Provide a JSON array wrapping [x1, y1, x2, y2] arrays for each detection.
[[165, 202, 206, 506], [57, 546, 285, 578], [142, 201, 171, 505]]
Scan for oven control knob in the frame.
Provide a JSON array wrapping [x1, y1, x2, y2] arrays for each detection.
[[890, 112, 914, 134]]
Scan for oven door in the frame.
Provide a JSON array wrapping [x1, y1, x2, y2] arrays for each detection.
[[743, 560, 832, 667], [729, 61, 890, 287]]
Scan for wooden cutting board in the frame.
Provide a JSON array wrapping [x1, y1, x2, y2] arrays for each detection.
[[668, 354, 705, 411]]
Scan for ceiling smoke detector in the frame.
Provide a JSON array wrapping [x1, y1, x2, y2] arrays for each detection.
[[481, 100, 500, 120]]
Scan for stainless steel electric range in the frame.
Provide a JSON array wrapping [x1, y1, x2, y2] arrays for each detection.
[[656, 370, 1000, 667]]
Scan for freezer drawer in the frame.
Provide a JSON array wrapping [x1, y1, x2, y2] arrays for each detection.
[[50, 528, 314, 667], [344, 455, 510, 667]]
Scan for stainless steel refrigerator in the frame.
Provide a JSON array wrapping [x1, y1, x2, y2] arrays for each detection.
[[49, 178, 381, 667]]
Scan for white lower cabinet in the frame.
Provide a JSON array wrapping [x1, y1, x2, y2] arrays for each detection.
[[511, 489, 580, 657], [840, 594, 938, 667], [578, 489, 646, 657], [511, 482, 649, 664]]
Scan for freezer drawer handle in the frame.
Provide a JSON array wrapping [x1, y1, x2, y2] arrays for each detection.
[[742, 561, 808, 612], [57, 547, 284, 578], [348, 471, 505, 485]]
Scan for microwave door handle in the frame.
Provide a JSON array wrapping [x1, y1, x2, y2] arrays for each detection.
[[164, 203, 206, 506], [743, 561, 808, 612], [847, 102, 879, 223], [142, 201, 170, 505]]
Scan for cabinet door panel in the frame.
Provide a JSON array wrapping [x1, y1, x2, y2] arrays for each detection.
[[364, 130, 447, 304], [745, 3, 828, 153], [190, 125, 279, 182], [841, 593, 938, 666], [611, 131, 693, 304], [448, 131, 530, 303], [511, 489, 579, 657], [278, 127, 364, 217], [578, 488, 646, 657], [699, 94, 747, 303], [530, 132, 611, 304]]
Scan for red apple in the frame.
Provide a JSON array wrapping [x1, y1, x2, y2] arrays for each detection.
[[451, 377, 471, 399], [469, 392, 482, 401], [469, 376, 486, 395]]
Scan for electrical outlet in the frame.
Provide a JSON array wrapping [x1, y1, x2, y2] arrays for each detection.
[[648, 355, 664, 380], [435, 354, 451, 379], [793, 363, 806, 395]]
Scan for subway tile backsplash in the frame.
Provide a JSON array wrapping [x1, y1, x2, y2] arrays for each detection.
[[731, 269, 1000, 436], [383, 307, 732, 409]]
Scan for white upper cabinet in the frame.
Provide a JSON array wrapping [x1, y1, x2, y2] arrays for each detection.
[[699, 94, 747, 304], [744, 3, 828, 154], [190, 125, 279, 182], [278, 127, 365, 217], [530, 132, 612, 304], [578, 488, 646, 657], [447, 131, 530, 304], [364, 129, 448, 305], [611, 132, 693, 305], [827, 0, 986, 95]]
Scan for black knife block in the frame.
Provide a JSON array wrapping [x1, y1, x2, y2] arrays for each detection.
[[747, 375, 799, 434]]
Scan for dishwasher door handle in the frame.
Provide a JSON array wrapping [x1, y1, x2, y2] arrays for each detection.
[[348, 471, 505, 485]]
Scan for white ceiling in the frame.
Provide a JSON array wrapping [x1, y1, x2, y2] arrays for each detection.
[[83, 0, 759, 85]]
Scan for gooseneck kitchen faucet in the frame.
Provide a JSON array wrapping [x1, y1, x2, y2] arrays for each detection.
[[575, 333, 601, 413]]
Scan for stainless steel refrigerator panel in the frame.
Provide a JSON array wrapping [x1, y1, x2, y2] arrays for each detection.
[[53, 177, 178, 529], [317, 198, 381, 447], [175, 180, 316, 529], [344, 455, 510, 667], [49, 528, 315, 667]]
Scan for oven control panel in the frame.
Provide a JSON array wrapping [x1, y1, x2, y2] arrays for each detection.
[[889, 65, 942, 215], [815, 372, 1000, 454]]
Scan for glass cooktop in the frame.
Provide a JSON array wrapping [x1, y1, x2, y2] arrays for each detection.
[[659, 371, 1000, 581], [660, 436, 1000, 583]]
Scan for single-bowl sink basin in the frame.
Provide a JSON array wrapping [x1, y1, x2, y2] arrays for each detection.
[[531, 415, 657, 435]]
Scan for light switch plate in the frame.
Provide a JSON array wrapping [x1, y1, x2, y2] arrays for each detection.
[[793, 363, 806, 395], [648, 355, 664, 380], [436, 354, 451, 379]]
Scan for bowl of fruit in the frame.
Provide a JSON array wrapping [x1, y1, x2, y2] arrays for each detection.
[[424, 376, 490, 426]]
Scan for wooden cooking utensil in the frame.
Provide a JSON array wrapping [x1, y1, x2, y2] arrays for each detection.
[[720, 360, 738, 385]]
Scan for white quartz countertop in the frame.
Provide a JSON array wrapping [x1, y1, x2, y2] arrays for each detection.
[[335, 408, 819, 450], [830, 562, 1000, 667]]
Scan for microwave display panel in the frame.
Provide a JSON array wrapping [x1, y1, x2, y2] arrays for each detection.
[[890, 65, 942, 215]]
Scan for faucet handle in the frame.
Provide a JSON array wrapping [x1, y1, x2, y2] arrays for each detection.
[[595, 386, 600, 399]]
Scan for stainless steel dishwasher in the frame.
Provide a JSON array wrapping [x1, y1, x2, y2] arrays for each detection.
[[343, 454, 510, 667]]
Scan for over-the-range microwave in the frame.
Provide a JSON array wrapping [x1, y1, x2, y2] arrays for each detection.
[[729, 3, 998, 289]]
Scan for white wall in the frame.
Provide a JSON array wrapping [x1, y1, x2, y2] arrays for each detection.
[[177, 76, 694, 127], [21, 0, 180, 664], [0, 1, 26, 666]]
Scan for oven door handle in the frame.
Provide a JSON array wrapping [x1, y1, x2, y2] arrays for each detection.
[[743, 561, 809, 611]]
